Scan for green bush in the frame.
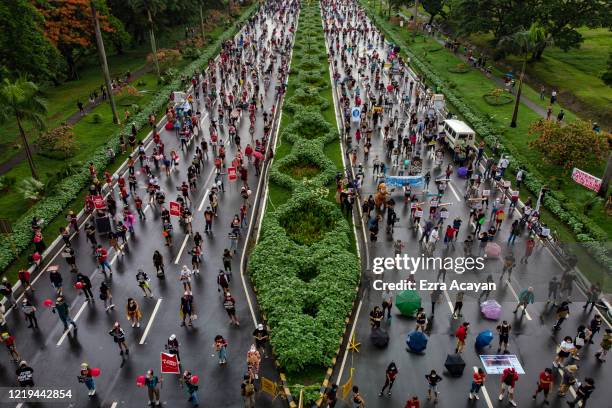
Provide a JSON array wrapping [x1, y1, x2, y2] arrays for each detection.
[[249, 1, 359, 374], [91, 113, 103, 124]]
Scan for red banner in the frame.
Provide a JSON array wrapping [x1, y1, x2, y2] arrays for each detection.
[[92, 195, 106, 209], [571, 168, 601, 193], [169, 201, 182, 217], [160, 352, 180, 374], [228, 167, 237, 182]]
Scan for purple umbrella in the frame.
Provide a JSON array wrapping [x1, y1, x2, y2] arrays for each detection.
[[457, 167, 468, 178], [480, 300, 502, 320], [485, 242, 502, 258]]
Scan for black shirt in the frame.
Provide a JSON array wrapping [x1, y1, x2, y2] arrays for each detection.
[[16, 366, 34, 386], [253, 328, 268, 342]]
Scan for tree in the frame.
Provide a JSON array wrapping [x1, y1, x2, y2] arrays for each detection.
[[529, 119, 610, 170], [0, 0, 62, 81], [421, 0, 445, 24], [499, 23, 548, 127], [39, 124, 77, 159], [530, 0, 612, 60], [0, 78, 48, 180], [35, 0, 124, 79], [450, 0, 535, 46]]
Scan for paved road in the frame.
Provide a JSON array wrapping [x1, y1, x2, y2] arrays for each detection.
[[0, 2, 297, 407], [323, 1, 612, 407]]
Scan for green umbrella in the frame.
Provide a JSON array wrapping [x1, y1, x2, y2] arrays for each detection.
[[395, 290, 421, 317]]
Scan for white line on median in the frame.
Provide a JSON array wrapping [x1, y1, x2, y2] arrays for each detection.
[[174, 235, 190, 264], [336, 300, 363, 384], [139, 298, 163, 345], [56, 301, 89, 346], [198, 188, 210, 212], [110, 402, 118, 408]]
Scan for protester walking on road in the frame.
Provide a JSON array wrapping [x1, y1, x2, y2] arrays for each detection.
[[153, 250, 165, 278], [78, 363, 96, 396], [567, 377, 595, 408], [136, 269, 154, 298], [52, 296, 76, 331], [144, 369, 161, 406], [378, 361, 398, 397], [109, 322, 129, 356], [553, 336, 576, 367], [469, 368, 486, 400], [213, 335, 228, 365], [20, 299, 38, 329], [513, 286, 534, 315], [532, 367, 553, 404], [126, 298, 142, 328], [425, 369, 442, 402], [455, 322, 469, 354], [594, 328, 611, 362], [180, 291, 195, 327], [499, 367, 519, 406]]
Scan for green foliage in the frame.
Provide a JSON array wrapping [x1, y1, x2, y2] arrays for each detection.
[[0, 176, 16, 192], [602, 52, 612, 86], [91, 113, 103, 124], [249, 1, 359, 374], [0, 0, 62, 81], [18, 177, 45, 202]]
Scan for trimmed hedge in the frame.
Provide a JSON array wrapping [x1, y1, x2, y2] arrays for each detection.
[[0, 3, 259, 272], [362, 4, 612, 270], [249, 1, 360, 373]]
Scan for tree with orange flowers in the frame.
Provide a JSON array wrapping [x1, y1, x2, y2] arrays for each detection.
[[35, 0, 125, 79], [529, 119, 610, 170]]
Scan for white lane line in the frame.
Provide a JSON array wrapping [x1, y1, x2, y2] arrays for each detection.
[[448, 181, 462, 202], [174, 235, 190, 264], [139, 298, 163, 345], [198, 188, 210, 212], [442, 288, 454, 312], [505, 282, 533, 321], [473, 367, 494, 408], [56, 301, 88, 346], [15, 403, 23, 408], [336, 300, 363, 384], [110, 402, 118, 408]]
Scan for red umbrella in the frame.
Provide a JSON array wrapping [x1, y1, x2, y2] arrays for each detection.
[[136, 375, 146, 387], [91, 368, 101, 377], [253, 151, 264, 160], [190, 375, 199, 384], [386, 84, 393, 92], [75, 282, 84, 290], [43, 299, 53, 307]]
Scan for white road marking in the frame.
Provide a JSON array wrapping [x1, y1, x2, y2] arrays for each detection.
[[443, 288, 454, 312], [198, 188, 210, 212], [505, 282, 533, 321], [139, 298, 163, 345], [174, 235, 190, 264], [336, 300, 362, 384], [448, 181, 462, 202], [56, 301, 88, 346], [110, 402, 118, 408], [473, 367, 495, 408]]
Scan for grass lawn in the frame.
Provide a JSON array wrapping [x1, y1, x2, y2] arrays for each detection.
[[362, 1, 612, 290], [469, 28, 612, 128]]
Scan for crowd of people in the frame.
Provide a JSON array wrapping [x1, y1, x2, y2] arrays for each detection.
[[319, 0, 607, 407], [1, 0, 299, 406]]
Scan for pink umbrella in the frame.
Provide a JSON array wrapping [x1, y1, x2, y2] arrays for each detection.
[[485, 242, 501, 258], [480, 300, 502, 320]]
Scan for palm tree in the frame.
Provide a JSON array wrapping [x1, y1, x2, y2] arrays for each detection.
[[500, 23, 548, 128], [0, 77, 48, 180]]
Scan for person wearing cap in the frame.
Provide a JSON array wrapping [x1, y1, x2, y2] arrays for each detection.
[[20, 299, 38, 329], [78, 363, 95, 396], [167, 334, 180, 361], [16, 360, 34, 387], [109, 322, 129, 356], [183, 370, 200, 406], [253, 323, 269, 358], [52, 296, 76, 331], [241, 373, 256, 407], [144, 369, 161, 406], [223, 292, 240, 326]]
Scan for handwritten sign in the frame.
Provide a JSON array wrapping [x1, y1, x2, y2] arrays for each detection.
[[571, 168, 601, 192]]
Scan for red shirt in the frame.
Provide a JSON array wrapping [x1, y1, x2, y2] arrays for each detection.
[[538, 371, 553, 389], [405, 399, 420, 408], [473, 372, 486, 385], [96, 248, 108, 262], [455, 325, 467, 341]]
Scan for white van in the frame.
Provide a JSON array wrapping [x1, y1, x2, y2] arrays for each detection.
[[441, 119, 476, 149]]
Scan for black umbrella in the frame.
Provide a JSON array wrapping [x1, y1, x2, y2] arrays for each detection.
[[370, 328, 390, 348], [444, 354, 466, 377]]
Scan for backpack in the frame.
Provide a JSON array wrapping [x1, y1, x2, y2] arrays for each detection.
[[243, 382, 255, 396]]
